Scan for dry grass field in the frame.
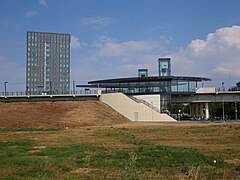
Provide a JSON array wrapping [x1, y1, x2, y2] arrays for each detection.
[[0, 101, 240, 179], [0, 101, 130, 128]]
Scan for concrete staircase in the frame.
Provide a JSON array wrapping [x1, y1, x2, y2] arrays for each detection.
[[100, 93, 176, 122]]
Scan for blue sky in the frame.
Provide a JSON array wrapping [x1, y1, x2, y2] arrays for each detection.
[[1, 0, 240, 91]]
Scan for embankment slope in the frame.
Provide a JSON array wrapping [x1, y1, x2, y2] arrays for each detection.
[[0, 101, 130, 128]]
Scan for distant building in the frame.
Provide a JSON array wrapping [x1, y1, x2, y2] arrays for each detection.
[[26, 31, 70, 95]]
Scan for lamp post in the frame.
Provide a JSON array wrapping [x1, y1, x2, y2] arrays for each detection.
[[26, 86, 29, 95], [73, 80, 75, 94], [222, 82, 225, 91], [4, 81, 8, 96], [178, 109, 181, 121], [235, 102, 238, 121], [49, 81, 52, 95]]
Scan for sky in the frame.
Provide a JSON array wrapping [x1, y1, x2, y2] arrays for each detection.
[[1, 0, 240, 92]]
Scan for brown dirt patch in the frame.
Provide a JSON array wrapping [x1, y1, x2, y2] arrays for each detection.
[[0, 100, 131, 128]]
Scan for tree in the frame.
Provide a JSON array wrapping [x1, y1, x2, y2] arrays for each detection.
[[236, 81, 240, 88], [229, 81, 240, 91]]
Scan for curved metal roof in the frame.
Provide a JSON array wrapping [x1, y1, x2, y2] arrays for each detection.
[[88, 76, 211, 84]]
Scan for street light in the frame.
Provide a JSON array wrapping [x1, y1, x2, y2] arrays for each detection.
[[178, 109, 181, 121], [222, 82, 225, 91], [235, 102, 238, 121], [26, 86, 29, 95], [4, 81, 8, 96], [73, 80, 75, 94]]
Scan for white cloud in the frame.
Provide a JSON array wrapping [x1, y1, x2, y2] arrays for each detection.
[[24, 10, 38, 18], [39, 0, 47, 6], [94, 38, 163, 58], [72, 36, 167, 82], [71, 36, 81, 49], [212, 66, 230, 74], [74, 26, 240, 88], [80, 16, 114, 28], [188, 39, 206, 57], [71, 37, 160, 85], [169, 25, 240, 87]]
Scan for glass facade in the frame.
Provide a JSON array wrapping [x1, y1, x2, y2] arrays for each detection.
[[102, 79, 198, 94], [26, 32, 70, 95]]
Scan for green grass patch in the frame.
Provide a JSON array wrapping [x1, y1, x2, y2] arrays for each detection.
[[136, 145, 226, 168], [0, 140, 34, 162], [0, 140, 104, 178], [89, 150, 129, 168], [0, 140, 233, 179], [85, 145, 226, 169], [0, 140, 50, 178]]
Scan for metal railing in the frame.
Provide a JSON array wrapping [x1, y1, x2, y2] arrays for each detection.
[[0, 90, 99, 97], [128, 95, 161, 114], [216, 87, 240, 92]]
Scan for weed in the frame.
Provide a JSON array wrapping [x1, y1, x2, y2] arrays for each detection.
[[39, 158, 48, 178], [123, 151, 139, 180], [60, 165, 71, 172]]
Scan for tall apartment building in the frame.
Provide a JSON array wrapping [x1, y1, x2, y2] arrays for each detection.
[[26, 31, 70, 95]]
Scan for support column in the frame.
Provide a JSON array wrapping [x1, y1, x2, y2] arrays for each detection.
[[195, 103, 199, 118], [190, 103, 193, 117], [200, 103, 204, 119], [205, 102, 209, 120], [191, 103, 196, 118]]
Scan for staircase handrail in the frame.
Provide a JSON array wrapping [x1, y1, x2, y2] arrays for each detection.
[[128, 96, 161, 113]]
